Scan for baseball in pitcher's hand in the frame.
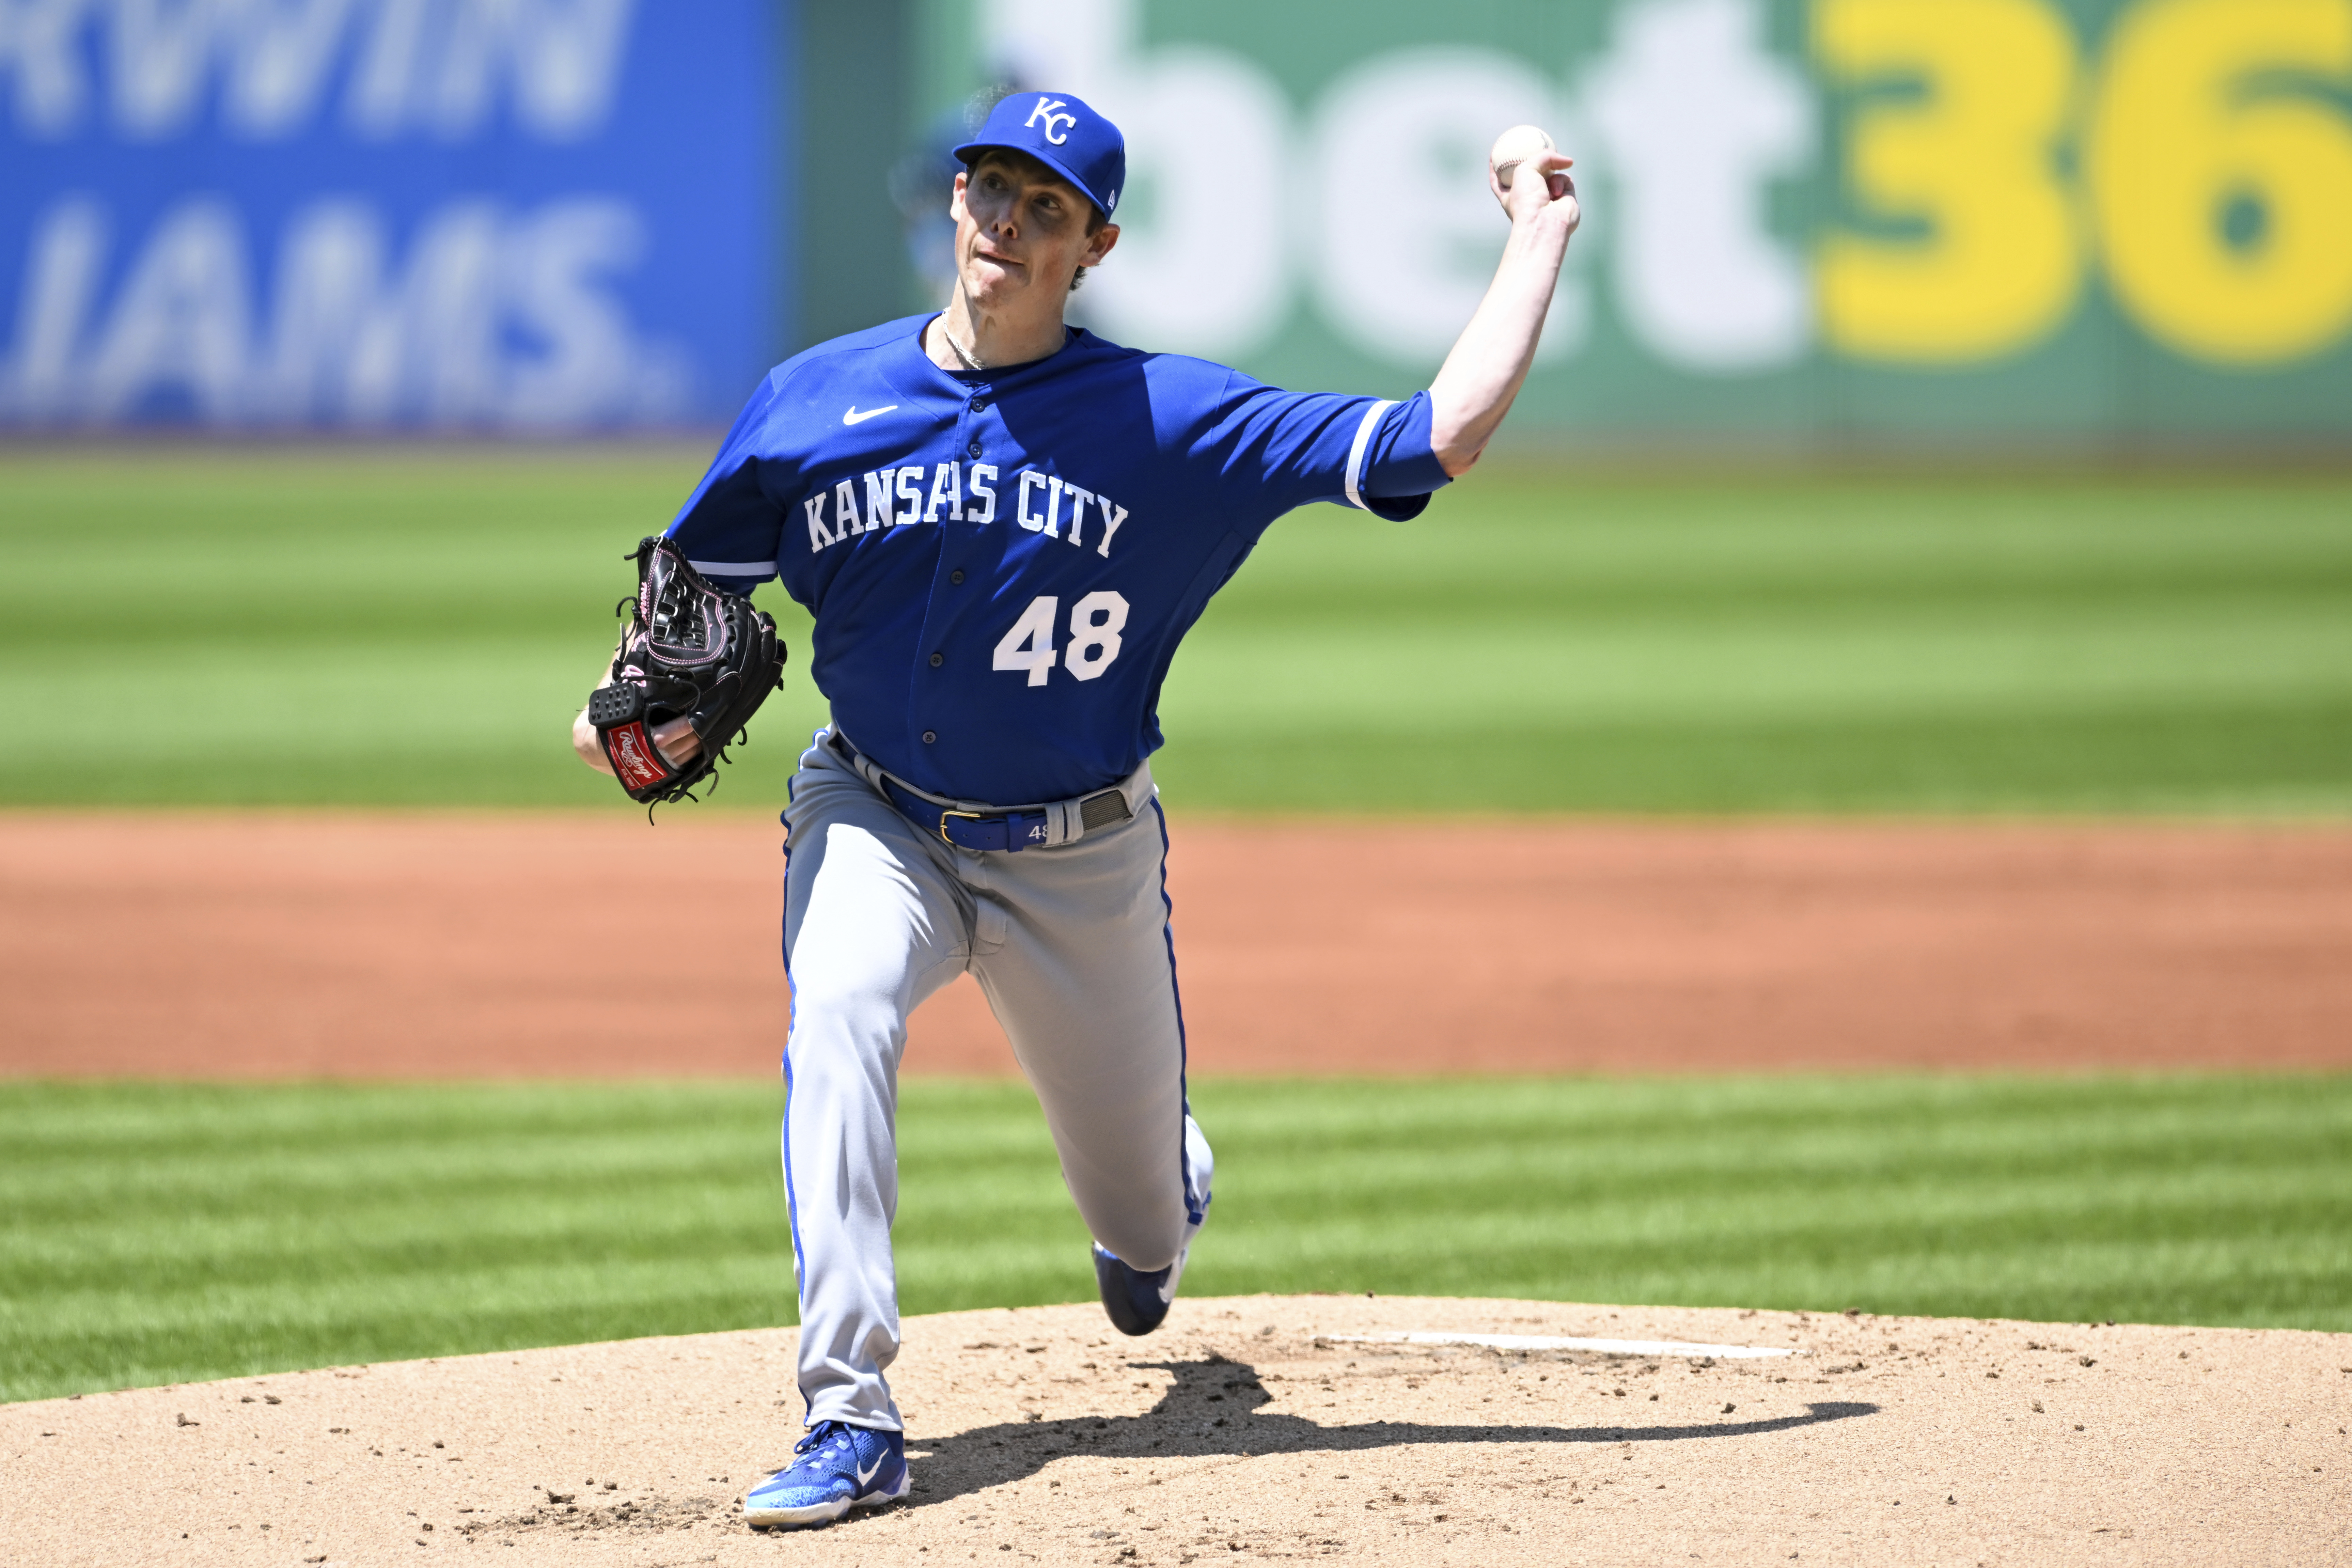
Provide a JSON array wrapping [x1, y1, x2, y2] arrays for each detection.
[[1493, 150, 1579, 240]]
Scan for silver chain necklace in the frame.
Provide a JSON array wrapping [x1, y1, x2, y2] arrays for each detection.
[[940, 320, 986, 373]]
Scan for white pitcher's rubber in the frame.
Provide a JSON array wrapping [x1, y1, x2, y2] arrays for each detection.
[[1322, 1331, 1799, 1359]]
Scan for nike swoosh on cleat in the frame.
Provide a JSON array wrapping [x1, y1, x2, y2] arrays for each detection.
[[842, 405, 897, 425], [854, 1452, 884, 1489]]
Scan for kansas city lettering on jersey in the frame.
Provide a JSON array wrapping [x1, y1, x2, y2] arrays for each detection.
[[803, 462, 1128, 560]]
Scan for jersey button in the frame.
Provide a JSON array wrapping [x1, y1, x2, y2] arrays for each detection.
[[949, 569, 965, 585], [969, 397, 987, 413], [967, 438, 982, 457], [921, 730, 937, 744], [929, 652, 944, 668]]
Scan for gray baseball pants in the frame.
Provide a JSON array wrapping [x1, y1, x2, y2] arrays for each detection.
[[779, 727, 1213, 1430]]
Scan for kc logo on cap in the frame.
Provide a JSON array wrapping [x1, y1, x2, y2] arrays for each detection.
[[1024, 96, 1078, 145], [955, 90, 1126, 218]]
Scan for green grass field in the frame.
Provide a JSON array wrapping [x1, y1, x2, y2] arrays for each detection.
[[5, 1076, 2347, 1403], [6, 453, 2347, 1404], [4, 450, 2348, 811]]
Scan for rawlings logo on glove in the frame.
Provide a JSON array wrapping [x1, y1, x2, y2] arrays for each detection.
[[603, 720, 672, 794], [586, 536, 786, 807]]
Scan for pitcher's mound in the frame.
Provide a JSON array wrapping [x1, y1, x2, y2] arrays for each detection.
[[8, 1296, 2345, 1566]]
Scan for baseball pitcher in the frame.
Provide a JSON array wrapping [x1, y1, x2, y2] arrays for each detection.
[[570, 92, 1579, 1528]]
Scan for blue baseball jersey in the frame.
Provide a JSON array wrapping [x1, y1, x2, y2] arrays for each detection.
[[664, 313, 1451, 805]]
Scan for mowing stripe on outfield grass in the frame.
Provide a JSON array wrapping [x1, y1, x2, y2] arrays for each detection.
[[5, 453, 2349, 812], [2, 1075, 2346, 1402]]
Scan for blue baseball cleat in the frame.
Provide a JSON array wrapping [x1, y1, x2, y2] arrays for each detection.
[[741, 1420, 909, 1530], [1094, 1242, 1187, 1336]]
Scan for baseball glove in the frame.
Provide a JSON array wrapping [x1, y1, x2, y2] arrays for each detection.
[[585, 536, 785, 807]]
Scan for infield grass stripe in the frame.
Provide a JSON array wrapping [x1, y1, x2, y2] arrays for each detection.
[[3, 1076, 2348, 1403]]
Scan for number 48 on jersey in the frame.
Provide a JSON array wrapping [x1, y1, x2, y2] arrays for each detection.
[[993, 592, 1129, 687]]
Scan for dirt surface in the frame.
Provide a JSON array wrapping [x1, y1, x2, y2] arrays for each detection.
[[6, 1295, 2347, 1566], [5, 812, 2352, 1077]]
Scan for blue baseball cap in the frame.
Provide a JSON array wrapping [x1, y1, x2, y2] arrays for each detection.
[[953, 91, 1125, 220]]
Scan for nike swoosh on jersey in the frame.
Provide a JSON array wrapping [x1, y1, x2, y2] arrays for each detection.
[[842, 405, 897, 425]]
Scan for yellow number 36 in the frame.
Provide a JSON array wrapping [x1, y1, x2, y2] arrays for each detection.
[[1818, 0, 2352, 367]]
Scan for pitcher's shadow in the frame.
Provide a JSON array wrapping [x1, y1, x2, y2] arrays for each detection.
[[892, 1352, 1878, 1512]]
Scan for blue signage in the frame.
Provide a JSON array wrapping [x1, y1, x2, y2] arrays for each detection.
[[0, 0, 778, 429]]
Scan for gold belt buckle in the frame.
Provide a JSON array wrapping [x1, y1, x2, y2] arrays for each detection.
[[939, 808, 987, 846]]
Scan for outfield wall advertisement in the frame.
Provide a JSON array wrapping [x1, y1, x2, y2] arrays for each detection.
[[6, 0, 2348, 443], [0, 0, 775, 430], [943, 0, 2352, 446]]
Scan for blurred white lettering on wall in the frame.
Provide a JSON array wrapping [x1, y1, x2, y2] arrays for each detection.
[[2, 193, 684, 424], [1584, 0, 1814, 372], [1311, 47, 1586, 368], [0, 0, 633, 142]]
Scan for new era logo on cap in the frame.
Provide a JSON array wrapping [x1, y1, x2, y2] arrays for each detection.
[[955, 91, 1126, 218]]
